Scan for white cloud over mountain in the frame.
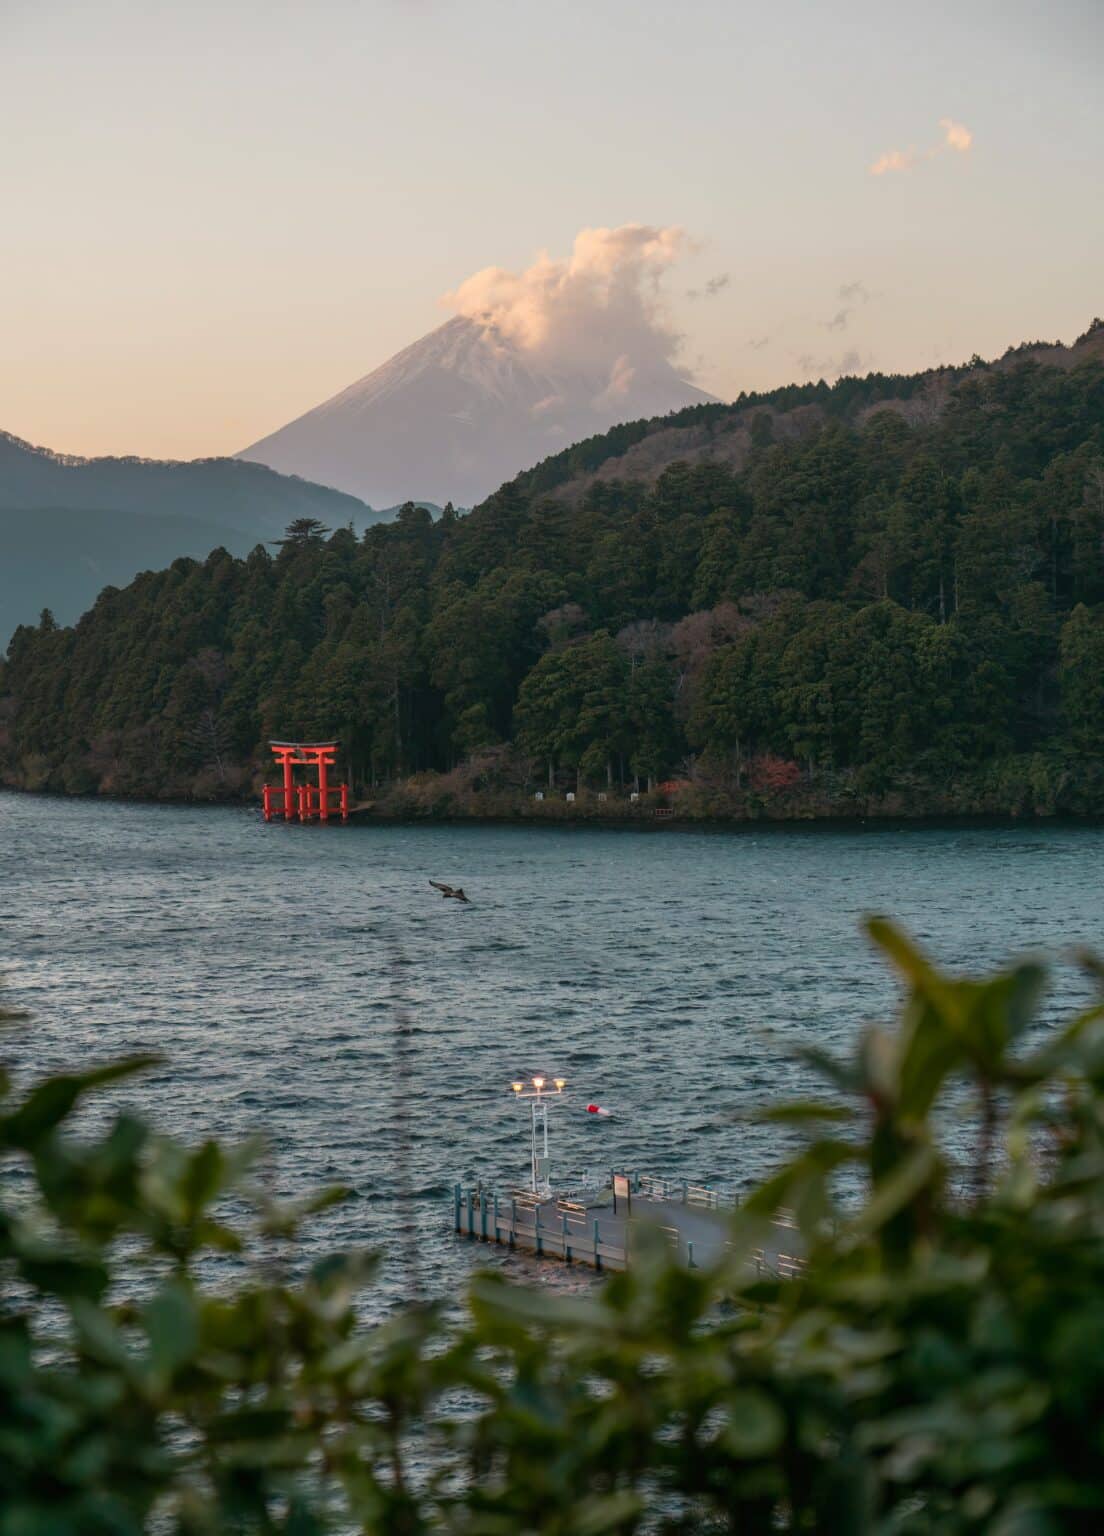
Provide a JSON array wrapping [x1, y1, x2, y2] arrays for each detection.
[[238, 225, 713, 508], [444, 224, 687, 396]]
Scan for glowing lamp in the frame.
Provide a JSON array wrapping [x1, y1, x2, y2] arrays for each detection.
[[554, 1078, 566, 1091], [511, 1081, 523, 1093], [532, 1076, 545, 1090]]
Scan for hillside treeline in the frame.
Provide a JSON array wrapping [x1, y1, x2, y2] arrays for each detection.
[[3, 342, 1104, 815]]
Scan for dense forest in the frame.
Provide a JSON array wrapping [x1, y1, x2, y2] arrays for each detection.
[[3, 325, 1104, 819]]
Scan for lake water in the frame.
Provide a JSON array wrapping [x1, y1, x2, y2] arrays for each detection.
[[3, 791, 1103, 1311]]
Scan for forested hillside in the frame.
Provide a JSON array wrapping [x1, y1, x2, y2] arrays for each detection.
[[4, 326, 1104, 818]]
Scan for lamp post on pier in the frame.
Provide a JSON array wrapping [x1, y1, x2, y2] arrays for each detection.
[[511, 1076, 566, 1196]]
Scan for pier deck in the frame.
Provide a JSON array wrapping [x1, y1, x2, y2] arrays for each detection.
[[454, 1181, 802, 1276]]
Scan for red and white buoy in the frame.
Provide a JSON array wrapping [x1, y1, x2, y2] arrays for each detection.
[[586, 1103, 613, 1118]]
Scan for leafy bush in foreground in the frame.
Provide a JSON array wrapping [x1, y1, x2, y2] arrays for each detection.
[[2, 921, 1103, 1533]]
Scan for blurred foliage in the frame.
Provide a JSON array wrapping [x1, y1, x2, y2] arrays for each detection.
[[3, 920, 1104, 1532]]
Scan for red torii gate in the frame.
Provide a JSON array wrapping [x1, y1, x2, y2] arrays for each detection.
[[263, 741, 349, 824]]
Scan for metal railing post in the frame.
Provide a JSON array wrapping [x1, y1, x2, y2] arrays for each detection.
[[562, 1211, 571, 1263], [466, 1190, 474, 1237], [687, 1240, 695, 1269], [593, 1219, 601, 1272], [493, 1193, 500, 1243], [510, 1197, 517, 1248]]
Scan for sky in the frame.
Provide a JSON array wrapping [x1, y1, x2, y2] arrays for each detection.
[[2, 0, 1101, 461]]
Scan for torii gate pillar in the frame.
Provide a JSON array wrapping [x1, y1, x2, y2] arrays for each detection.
[[263, 741, 348, 824]]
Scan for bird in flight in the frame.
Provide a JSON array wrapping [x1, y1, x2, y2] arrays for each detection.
[[429, 880, 470, 902]]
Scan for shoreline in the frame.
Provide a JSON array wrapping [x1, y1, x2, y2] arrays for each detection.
[[4, 782, 1103, 835]]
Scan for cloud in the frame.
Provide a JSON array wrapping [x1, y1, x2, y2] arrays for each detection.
[[870, 148, 915, 177], [593, 354, 637, 408], [822, 279, 873, 332], [869, 119, 973, 176], [940, 117, 972, 153], [747, 334, 771, 350], [797, 348, 866, 379], [444, 224, 688, 384], [686, 272, 729, 300]]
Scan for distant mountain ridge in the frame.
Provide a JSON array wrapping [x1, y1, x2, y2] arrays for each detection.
[[0, 430, 382, 637], [0, 429, 372, 535], [237, 314, 715, 507]]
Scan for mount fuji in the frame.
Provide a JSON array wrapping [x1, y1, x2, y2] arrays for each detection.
[[237, 315, 715, 509]]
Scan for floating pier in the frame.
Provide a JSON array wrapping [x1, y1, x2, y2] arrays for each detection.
[[460, 1079, 803, 1277], [453, 1173, 803, 1277]]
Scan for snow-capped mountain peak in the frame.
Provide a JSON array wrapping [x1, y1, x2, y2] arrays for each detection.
[[238, 316, 714, 508]]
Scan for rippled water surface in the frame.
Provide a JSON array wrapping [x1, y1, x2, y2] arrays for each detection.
[[3, 792, 1103, 1308]]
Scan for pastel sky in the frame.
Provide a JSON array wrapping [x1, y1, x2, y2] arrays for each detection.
[[3, 0, 1101, 461]]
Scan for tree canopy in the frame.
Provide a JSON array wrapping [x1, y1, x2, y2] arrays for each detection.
[[2, 344, 1103, 813]]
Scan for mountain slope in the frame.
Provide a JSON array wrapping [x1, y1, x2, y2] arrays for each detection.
[[0, 430, 372, 536], [238, 315, 715, 507], [0, 508, 264, 636], [0, 431, 384, 636]]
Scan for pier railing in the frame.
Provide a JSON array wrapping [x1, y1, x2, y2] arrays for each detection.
[[454, 1185, 634, 1271], [636, 1173, 740, 1210], [635, 1173, 799, 1231], [454, 1182, 804, 1278]]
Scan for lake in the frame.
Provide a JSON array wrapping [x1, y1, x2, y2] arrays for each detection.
[[3, 791, 1103, 1310]]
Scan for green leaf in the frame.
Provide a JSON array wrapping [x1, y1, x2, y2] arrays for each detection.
[[722, 1388, 786, 1458], [309, 1248, 379, 1298], [961, 963, 1047, 1071], [793, 1043, 863, 1095], [844, 1146, 939, 1244], [2, 1056, 160, 1149], [743, 1139, 860, 1220], [70, 1298, 134, 1371], [144, 1280, 199, 1380], [19, 1250, 109, 1301], [180, 1141, 226, 1212], [896, 1001, 965, 1118], [573, 1489, 645, 1534], [257, 1183, 352, 1238], [866, 917, 955, 1010], [469, 1272, 609, 1333]]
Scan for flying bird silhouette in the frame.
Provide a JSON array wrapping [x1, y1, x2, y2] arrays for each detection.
[[429, 880, 470, 903]]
